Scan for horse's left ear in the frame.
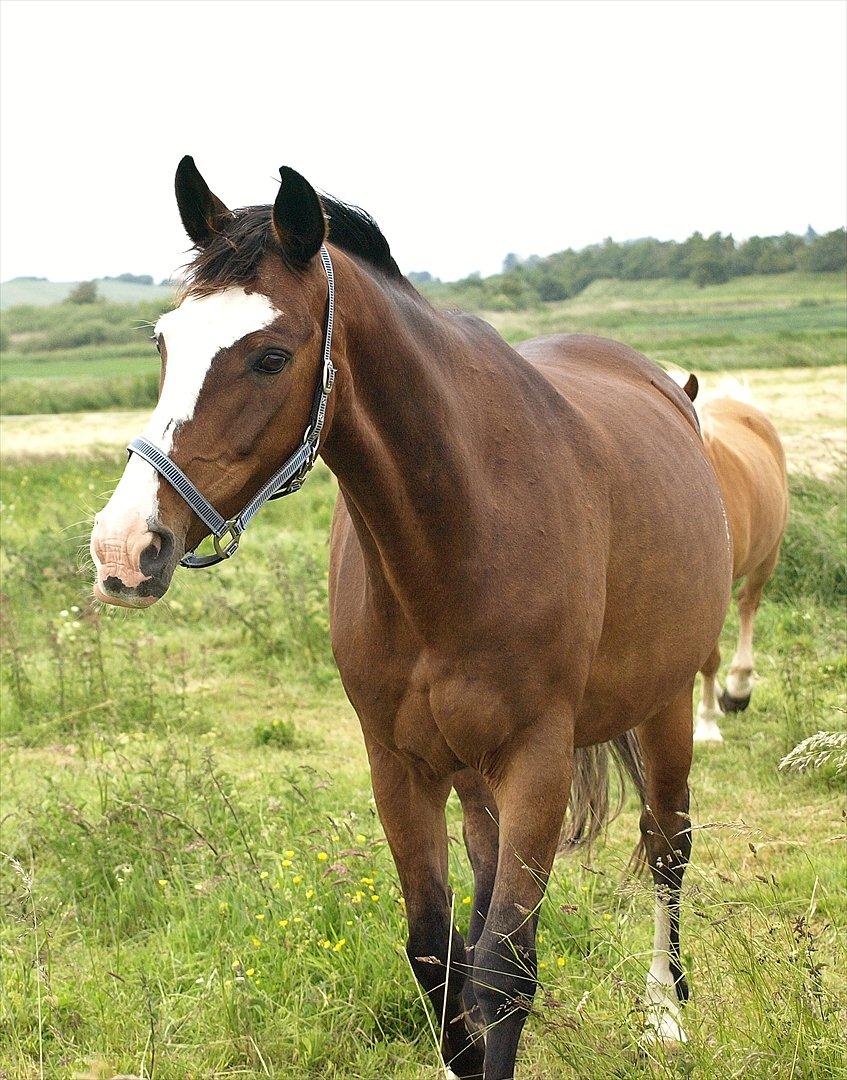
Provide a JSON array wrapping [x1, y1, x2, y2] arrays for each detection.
[[272, 167, 327, 265]]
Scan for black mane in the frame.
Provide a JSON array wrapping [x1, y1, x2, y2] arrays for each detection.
[[185, 195, 402, 294]]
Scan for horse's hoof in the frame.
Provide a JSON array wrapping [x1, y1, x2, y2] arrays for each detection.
[[718, 688, 750, 713]]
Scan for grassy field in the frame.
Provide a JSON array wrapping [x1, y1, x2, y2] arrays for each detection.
[[0, 279, 173, 309], [1, 268, 845, 1077], [1, 272, 844, 415], [1, 412, 845, 1076]]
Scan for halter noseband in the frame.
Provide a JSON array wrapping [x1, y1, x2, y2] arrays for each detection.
[[127, 245, 336, 569]]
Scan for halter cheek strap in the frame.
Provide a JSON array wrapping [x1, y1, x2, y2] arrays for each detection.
[[127, 244, 336, 569]]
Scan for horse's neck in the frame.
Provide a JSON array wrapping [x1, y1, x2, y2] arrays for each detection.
[[321, 261, 495, 616]]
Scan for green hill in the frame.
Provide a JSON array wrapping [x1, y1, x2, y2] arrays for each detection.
[[0, 277, 174, 309]]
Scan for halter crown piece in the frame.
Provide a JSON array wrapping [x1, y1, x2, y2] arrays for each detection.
[[127, 245, 336, 569]]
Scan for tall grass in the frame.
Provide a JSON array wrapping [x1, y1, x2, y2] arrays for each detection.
[[1, 371, 158, 414], [1, 448, 844, 1077]]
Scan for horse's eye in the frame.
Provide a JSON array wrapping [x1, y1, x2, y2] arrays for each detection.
[[253, 349, 291, 375]]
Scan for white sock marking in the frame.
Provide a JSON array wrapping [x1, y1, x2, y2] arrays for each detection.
[[726, 668, 753, 700], [644, 897, 687, 1043], [694, 698, 724, 743]]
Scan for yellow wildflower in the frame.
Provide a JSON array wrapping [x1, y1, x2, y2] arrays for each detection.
[[255, 913, 265, 921], [462, 896, 472, 905], [281, 859, 293, 869], [246, 968, 255, 977], [356, 834, 366, 844], [370, 894, 380, 902], [284, 849, 295, 859], [292, 874, 302, 886], [278, 919, 289, 928], [218, 901, 229, 913], [557, 956, 567, 968], [251, 936, 262, 947], [157, 879, 168, 887], [333, 938, 346, 952], [320, 938, 332, 949], [260, 870, 269, 880], [317, 851, 328, 862], [306, 888, 315, 900]]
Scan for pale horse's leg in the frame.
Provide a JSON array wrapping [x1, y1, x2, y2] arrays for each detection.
[[719, 551, 779, 714], [694, 642, 724, 743]]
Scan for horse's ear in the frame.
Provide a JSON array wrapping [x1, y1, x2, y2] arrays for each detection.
[[683, 373, 699, 402], [174, 155, 231, 248], [272, 166, 326, 265]]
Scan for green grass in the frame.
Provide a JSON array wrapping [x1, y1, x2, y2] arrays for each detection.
[[1, 272, 844, 415], [478, 273, 847, 370], [1, 449, 845, 1078], [0, 345, 160, 413]]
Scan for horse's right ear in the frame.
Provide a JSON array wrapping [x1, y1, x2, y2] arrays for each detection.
[[683, 374, 699, 402], [174, 156, 231, 248]]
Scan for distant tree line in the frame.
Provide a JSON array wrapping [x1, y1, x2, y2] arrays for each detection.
[[419, 227, 846, 311], [103, 272, 155, 285]]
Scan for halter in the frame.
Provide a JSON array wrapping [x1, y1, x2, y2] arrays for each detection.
[[127, 245, 336, 569]]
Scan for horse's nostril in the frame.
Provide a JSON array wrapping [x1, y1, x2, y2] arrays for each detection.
[[140, 525, 175, 576]]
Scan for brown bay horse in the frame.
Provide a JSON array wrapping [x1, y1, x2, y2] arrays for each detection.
[[681, 381, 789, 743], [89, 160, 732, 1078]]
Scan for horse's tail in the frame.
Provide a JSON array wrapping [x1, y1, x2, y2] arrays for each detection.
[[558, 731, 647, 868]]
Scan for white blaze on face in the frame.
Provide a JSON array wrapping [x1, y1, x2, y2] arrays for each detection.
[[91, 288, 279, 579]]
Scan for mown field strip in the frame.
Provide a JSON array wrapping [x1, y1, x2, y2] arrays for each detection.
[[2, 366, 844, 475]]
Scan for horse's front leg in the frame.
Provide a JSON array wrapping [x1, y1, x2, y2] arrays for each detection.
[[453, 768, 500, 1032], [473, 720, 571, 1080], [367, 741, 486, 1078]]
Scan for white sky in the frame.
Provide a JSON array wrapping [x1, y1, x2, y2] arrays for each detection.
[[1, 0, 845, 283]]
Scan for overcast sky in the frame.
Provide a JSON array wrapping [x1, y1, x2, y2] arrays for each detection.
[[1, 0, 844, 284]]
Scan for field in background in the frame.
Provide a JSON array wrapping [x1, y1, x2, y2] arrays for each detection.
[[0, 278, 173, 309], [1, 272, 844, 414], [0, 270, 845, 1077]]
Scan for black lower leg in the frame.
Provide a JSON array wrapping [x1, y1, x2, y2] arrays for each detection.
[[641, 802, 692, 1003], [454, 769, 500, 1028], [473, 907, 538, 1080], [407, 902, 485, 1077]]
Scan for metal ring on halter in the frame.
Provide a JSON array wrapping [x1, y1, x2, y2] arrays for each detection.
[[212, 520, 242, 559], [125, 245, 337, 570]]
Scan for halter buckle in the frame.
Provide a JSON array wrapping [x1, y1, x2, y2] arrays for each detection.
[[212, 519, 242, 560]]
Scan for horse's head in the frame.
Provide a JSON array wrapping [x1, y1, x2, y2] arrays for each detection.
[[90, 158, 333, 607]]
